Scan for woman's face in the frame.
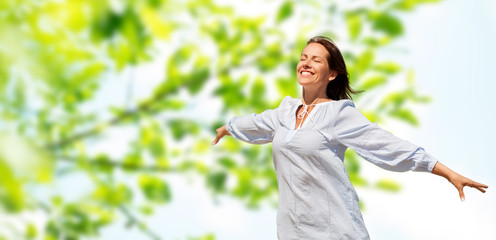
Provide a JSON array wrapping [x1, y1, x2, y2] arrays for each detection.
[[296, 43, 335, 88]]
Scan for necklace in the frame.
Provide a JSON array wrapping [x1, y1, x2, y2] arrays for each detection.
[[297, 104, 314, 119]]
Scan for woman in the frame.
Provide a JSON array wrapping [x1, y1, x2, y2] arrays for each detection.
[[211, 36, 488, 239]]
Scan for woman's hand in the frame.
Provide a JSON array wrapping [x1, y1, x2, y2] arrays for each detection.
[[447, 172, 488, 201], [431, 162, 489, 201], [211, 125, 231, 145]]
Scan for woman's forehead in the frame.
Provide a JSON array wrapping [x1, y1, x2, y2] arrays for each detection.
[[301, 43, 329, 58]]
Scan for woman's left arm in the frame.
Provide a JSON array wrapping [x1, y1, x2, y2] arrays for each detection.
[[332, 101, 489, 200], [431, 161, 488, 201]]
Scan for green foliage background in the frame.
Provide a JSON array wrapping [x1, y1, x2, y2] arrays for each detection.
[[0, 0, 439, 239]]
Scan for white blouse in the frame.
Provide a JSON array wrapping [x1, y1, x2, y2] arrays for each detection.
[[225, 96, 438, 240]]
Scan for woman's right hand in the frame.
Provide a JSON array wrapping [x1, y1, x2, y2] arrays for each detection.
[[211, 125, 231, 145]]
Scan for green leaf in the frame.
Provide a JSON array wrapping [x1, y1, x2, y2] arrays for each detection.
[[251, 78, 267, 110], [170, 44, 195, 67], [355, 50, 375, 74], [200, 19, 228, 44], [359, 75, 387, 90], [93, 184, 133, 206], [393, 0, 441, 11], [373, 62, 402, 74], [257, 43, 282, 72], [51, 196, 63, 206], [232, 168, 252, 197], [390, 108, 419, 126], [361, 110, 378, 123], [381, 92, 406, 109], [0, 160, 24, 212], [349, 173, 368, 187], [362, 36, 392, 47], [218, 157, 237, 169], [207, 171, 227, 192], [188, 233, 216, 240], [138, 175, 172, 203], [139, 205, 154, 215], [149, 137, 166, 158], [275, 77, 298, 98], [187, 56, 211, 94], [122, 153, 143, 170], [93, 154, 114, 173], [25, 223, 37, 239], [276, 1, 293, 23], [48, 203, 107, 237], [193, 139, 210, 154], [91, 10, 122, 40], [107, 40, 132, 70], [375, 178, 402, 192], [168, 119, 200, 140], [73, 62, 106, 83], [346, 13, 362, 40], [358, 200, 365, 211], [371, 13, 403, 36], [222, 137, 242, 152], [344, 149, 360, 174], [141, 6, 173, 40]]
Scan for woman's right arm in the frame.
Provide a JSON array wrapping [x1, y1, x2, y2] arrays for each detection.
[[211, 96, 291, 145], [210, 107, 278, 145], [211, 125, 230, 145]]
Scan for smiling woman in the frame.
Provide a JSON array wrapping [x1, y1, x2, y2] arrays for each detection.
[[211, 36, 488, 240], [299, 36, 361, 101]]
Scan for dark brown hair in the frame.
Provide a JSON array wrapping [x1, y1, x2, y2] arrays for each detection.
[[307, 36, 361, 100]]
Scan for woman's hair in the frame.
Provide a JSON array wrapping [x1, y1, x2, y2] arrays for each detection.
[[307, 36, 362, 100]]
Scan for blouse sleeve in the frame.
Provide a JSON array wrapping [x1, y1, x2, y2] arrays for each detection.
[[331, 101, 438, 172], [225, 97, 287, 144]]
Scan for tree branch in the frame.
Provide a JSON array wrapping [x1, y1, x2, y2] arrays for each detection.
[[57, 156, 204, 174], [44, 91, 167, 150], [119, 205, 162, 240]]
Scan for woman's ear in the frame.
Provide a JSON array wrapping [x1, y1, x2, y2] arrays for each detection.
[[328, 70, 338, 81]]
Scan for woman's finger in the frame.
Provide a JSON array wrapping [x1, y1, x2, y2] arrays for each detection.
[[471, 182, 488, 193], [475, 186, 487, 193], [458, 186, 465, 201], [211, 128, 224, 145], [474, 182, 489, 189], [468, 181, 488, 193], [211, 136, 219, 145], [211, 132, 221, 145]]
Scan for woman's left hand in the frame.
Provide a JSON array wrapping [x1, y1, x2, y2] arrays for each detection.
[[448, 173, 488, 201], [432, 161, 489, 201]]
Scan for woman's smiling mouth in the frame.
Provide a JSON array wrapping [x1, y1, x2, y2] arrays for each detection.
[[300, 70, 314, 76]]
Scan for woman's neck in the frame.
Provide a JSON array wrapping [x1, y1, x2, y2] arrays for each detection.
[[302, 87, 329, 105]]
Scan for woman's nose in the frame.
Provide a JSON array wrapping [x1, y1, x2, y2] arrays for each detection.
[[302, 60, 311, 68]]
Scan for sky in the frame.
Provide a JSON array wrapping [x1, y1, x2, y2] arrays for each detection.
[[95, 0, 496, 239]]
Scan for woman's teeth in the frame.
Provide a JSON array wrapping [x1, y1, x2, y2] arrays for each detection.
[[301, 71, 312, 76]]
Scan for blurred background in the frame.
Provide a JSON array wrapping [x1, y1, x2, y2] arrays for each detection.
[[0, 0, 494, 239]]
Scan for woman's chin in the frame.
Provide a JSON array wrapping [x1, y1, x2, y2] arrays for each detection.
[[297, 80, 318, 87]]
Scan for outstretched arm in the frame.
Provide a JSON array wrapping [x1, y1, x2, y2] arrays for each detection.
[[431, 161, 488, 201]]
